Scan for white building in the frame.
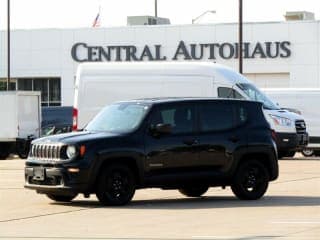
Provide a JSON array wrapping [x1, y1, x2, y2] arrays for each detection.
[[1, 19, 320, 106]]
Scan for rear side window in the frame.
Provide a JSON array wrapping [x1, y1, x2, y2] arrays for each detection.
[[199, 103, 234, 132], [149, 104, 195, 134], [218, 87, 244, 99]]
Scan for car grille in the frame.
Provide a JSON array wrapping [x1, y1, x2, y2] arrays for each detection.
[[295, 120, 306, 134], [29, 144, 63, 161]]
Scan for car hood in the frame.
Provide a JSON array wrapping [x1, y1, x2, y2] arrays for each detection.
[[32, 131, 121, 145]]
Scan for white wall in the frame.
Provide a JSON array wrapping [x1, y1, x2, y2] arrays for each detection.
[[0, 20, 319, 106]]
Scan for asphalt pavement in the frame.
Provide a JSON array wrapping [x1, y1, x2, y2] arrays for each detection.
[[0, 155, 319, 240]]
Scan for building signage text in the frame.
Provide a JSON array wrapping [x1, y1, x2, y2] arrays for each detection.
[[71, 40, 291, 62]]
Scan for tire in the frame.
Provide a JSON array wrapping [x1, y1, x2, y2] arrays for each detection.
[[0, 143, 10, 160], [179, 186, 209, 197], [46, 193, 78, 202], [96, 164, 136, 206], [17, 140, 31, 159], [314, 151, 320, 157], [277, 151, 285, 159], [231, 160, 269, 200], [302, 149, 314, 157], [18, 152, 29, 159], [278, 151, 295, 159], [0, 151, 10, 160], [285, 151, 295, 158]]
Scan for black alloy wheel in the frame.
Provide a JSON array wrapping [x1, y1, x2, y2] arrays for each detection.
[[96, 164, 135, 206], [231, 160, 269, 200], [179, 186, 209, 197], [46, 193, 78, 202]]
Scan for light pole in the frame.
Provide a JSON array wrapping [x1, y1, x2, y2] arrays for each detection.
[[239, 0, 243, 74], [7, 0, 11, 90], [192, 10, 216, 24], [155, 0, 157, 17]]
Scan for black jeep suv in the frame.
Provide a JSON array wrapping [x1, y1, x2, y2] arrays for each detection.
[[25, 98, 278, 205]]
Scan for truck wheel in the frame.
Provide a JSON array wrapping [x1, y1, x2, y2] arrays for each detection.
[[179, 186, 209, 197], [46, 193, 78, 202], [285, 151, 295, 157], [314, 151, 320, 157], [18, 152, 29, 159], [0, 151, 10, 160], [302, 149, 314, 157], [17, 140, 31, 159], [278, 151, 295, 159], [231, 160, 269, 200], [96, 164, 135, 206], [0, 143, 10, 160]]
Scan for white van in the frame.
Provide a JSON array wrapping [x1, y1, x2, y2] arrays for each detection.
[[73, 62, 308, 157], [263, 88, 319, 157]]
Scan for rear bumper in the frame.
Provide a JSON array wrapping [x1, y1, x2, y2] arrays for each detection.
[[24, 166, 90, 195], [275, 132, 308, 152]]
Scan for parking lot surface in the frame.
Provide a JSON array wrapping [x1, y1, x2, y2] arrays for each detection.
[[0, 155, 319, 240]]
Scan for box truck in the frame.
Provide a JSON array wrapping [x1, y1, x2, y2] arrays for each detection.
[[73, 62, 308, 157], [263, 88, 319, 157], [0, 91, 41, 159]]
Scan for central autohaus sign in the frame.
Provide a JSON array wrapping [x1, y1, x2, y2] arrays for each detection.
[[71, 40, 291, 62]]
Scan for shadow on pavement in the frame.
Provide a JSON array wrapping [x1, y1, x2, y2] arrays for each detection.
[[54, 195, 320, 209]]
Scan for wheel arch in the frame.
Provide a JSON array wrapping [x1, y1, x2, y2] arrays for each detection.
[[235, 151, 278, 181], [90, 153, 144, 192]]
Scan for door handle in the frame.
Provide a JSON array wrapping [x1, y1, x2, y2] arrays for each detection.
[[228, 136, 240, 143], [183, 139, 198, 146]]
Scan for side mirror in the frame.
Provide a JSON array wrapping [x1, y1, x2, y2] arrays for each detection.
[[150, 123, 172, 136]]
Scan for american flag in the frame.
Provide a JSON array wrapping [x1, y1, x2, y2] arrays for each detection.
[[92, 8, 101, 27]]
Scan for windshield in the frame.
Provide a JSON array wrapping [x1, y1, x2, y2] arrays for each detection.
[[85, 102, 150, 133], [237, 83, 279, 110]]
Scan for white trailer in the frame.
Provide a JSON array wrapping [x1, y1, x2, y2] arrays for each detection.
[[73, 62, 308, 157], [263, 88, 320, 156], [0, 91, 41, 159]]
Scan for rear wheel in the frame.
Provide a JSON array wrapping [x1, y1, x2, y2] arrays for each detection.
[[314, 151, 320, 157], [46, 193, 78, 202], [285, 151, 295, 157], [278, 151, 295, 159], [96, 164, 136, 206], [302, 149, 314, 157], [231, 160, 269, 200], [179, 186, 209, 197], [17, 140, 31, 159], [0, 143, 10, 160]]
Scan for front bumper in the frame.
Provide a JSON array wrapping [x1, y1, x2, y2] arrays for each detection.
[[24, 165, 90, 195], [275, 132, 309, 152]]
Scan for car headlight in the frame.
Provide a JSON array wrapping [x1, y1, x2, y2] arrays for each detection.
[[269, 114, 292, 127], [66, 145, 77, 159]]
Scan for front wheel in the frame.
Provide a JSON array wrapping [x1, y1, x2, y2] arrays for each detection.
[[302, 149, 314, 157], [46, 193, 78, 202], [96, 164, 136, 206], [179, 186, 209, 197], [231, 160, 269, 200]]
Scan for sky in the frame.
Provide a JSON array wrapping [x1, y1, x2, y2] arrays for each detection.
[[0, 0, 320, 30]]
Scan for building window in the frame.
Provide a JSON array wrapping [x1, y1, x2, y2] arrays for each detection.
[[0, 78, 17, 91], [17, 78, 61, 106]]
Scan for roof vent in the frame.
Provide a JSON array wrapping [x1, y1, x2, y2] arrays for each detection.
[[284, 11, 315, 21], [127, 16, 170, 26]]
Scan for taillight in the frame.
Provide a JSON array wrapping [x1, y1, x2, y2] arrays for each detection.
[[72, 108, 78, 131], [271, 129, 277, 141]]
